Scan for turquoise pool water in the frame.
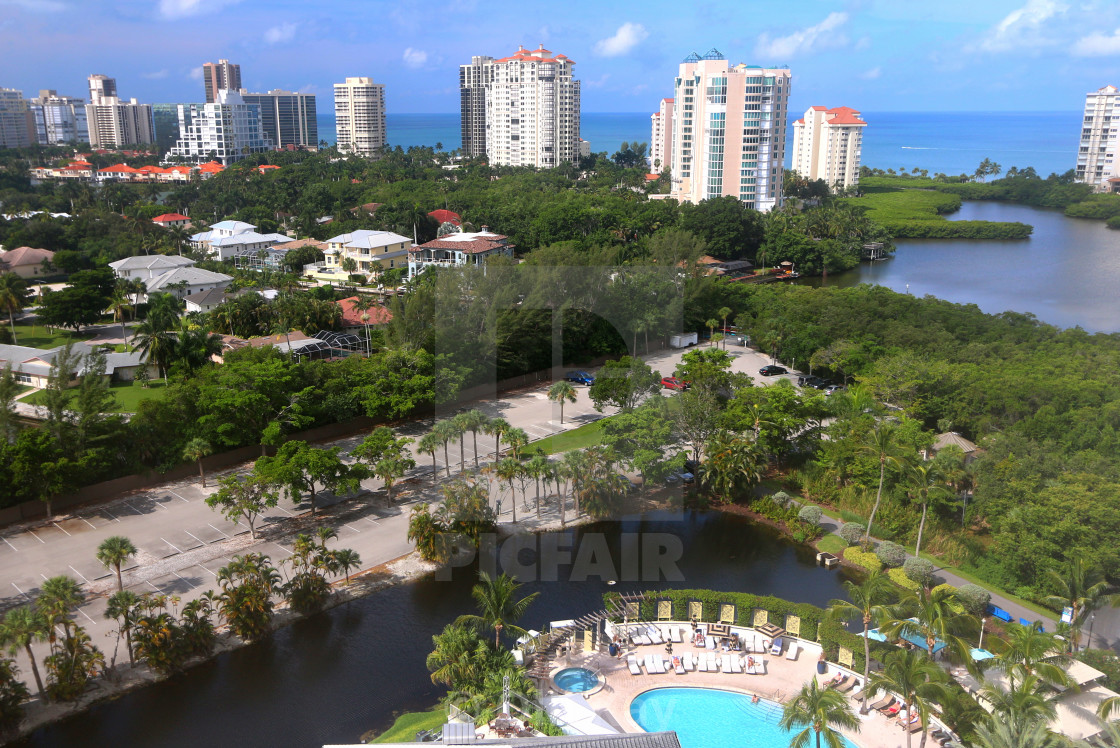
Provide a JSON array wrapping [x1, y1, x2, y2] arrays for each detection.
[[630, 688, 861, 748], [554, 667, 599, 693]]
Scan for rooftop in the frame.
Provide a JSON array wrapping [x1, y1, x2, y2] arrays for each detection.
[[337, 296, 392, 327], [0, 246, 54, 267], [414, 230, 511, 255], [109, 255, 195, 272], [145, 266, 232, 292]]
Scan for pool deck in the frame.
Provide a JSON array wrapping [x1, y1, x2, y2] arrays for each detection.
[[546, 638, 937, 748]]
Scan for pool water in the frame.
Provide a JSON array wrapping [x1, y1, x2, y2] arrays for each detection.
[[631, 688, 861, 748], [553, 667, 599, 693]]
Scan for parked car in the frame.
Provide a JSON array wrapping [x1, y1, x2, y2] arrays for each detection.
[[661, 376, 689, 391], [665, 471, 695, 485], [797, 375, 828, 388], [823, 384, 846, 396], [758, 365, 787, 376], [563, 370, 595, 386]]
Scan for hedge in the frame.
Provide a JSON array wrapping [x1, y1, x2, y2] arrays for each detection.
[[604, 588, 890, 674], [876, 541, 907, 568], [844, 546, 883, 573], [956, 584, 991, 617], [888, 567, 922, 593]]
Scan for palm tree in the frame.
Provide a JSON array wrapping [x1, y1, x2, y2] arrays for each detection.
[[526, 454, 549, 519], [457, 409, 489, 469], [484, 417, 509, 460], [494, 457, 521, 523], [182, 437, 213, 487], [0, 272, 28, 344], [431, 420, 457, 478], [504, 427, 529, 460], [882, 586, 977, 663], [1, 606, 49, 702], [331, 548, 361, 585], [718, 306, 732, 349], [450, 412, 469, 473], [131, 317, 176, 381], [108, 285, 132, 341], [455, 571, 540, 650], [826, 570, 897, 713], [978, 672, 1057, 733], [96, 535, 138, 592], [1043, 558, 1117, 652], [547, 381, 577, 424], [37, 574, 82, 646], [779, 677, 860, 748], [994, 621, 1072, 689], [104, 589, 139, 668], [417, 431, 441, 480], [971, 719, 1062, 748], [562, 449, 591, 518], [905, 459, 952, 556], [867, 649, 951, 748], [858, 422, 906, 544]]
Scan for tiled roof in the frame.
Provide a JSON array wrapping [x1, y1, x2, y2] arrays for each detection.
[[428, 209, 461, 226], [152, 213, 190, 222], [414, 231, 511, 255], [0, 246, 54, 267], [327, 229, 411, 250], [183, 287, 231, 307], [494, 44, 573, 64], [146, 266, 232, 292], [100, 163, 140, 173], [338, 296, 392, 327], [933, 431, 978, 454], [109, 255, 194, 272]]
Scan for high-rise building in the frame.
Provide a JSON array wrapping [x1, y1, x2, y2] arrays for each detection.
[[87, 74, 117, 104], [239, 89, 318, 148], [650, 97, 674, 174], [459, 45, 580, 168], [657, 50, 790, 211], [30, 90, 89, 145], [791, 106, 866, 190], [0, 88, 37, 148], [165, 90, 273, 166], [333, 76, 386, 157], [1077, 85, 1120, 190], [202, 59, 241, 103], [459, 55, 495, 157], [151, 103, 181, 156]]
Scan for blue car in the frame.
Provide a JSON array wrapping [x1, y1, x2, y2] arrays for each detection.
[[564, 370, 595, 386]]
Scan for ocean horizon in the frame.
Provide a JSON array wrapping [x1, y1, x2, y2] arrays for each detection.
[[319, 110, 1083, 178]]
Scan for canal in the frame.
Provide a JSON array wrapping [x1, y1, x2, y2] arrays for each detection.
[[810, 201, 1120, 333], [14, 511, 860, 748]]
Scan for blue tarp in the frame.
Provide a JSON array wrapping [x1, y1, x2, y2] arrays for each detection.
[[970, 648, 995, 661], [862, 625, 946, 653]]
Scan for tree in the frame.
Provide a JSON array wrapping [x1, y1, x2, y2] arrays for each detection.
[[859, 422, 906, 544], [882, 586, 977, 663], [431, 420, 458, 478], [994, 621, 1072, 689], [1, 606, 49, 703], [456, 409, 489, 468], [104, 589, 140, 669], [38, 269, 113, 333], [504, 427, 529, 460], [525, 454, 549, 518], [37, 575, 82, 648], [256, 440, 360, 515], [718, 306, 733, 349], [373, 446, 416, 503], [547, 380, 577, 424], [332, 548, 361, 585], [671, 390, 721, 463], [0, 364, 19, 442], [450, 412, 469, 473], [700, 430, 764, 503], [905, 460, 953, 556], [867, 649, 951, 748], [426, 623, 492, 690], [216, 553, 280, 642], [96, 535, 137, 592], [493, 456, 522, 523], [674, 347, 735, 397], [587, 356, 660, 413], [130, 317, 176, 381], [455, 571, 540, 650], [779, 677, 860, 748], [706, 318, 719, 346], [978, 672, 1057, 735], [826, 570, 897, 714], [408, 503, 452, 563], [0, 272, 29, 344], [182, 437, 213, 487], [205, 472, 279, 540], [484, 417, 509, 460], [0, 655, 28, 730], [971, 719, 1062, 748], [417, 430, 442, 480], [1043, 558, 1117, 652]]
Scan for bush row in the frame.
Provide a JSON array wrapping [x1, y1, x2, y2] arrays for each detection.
[[843, 546, 882, 573], [878, 219, 1033, 239]]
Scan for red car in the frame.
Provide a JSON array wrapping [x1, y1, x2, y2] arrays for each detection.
[[661, 377, 689, 391]]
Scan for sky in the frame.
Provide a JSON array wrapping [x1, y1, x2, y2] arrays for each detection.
[[2, 0, 1120, 114]]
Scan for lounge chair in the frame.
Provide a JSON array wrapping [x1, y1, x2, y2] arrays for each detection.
[[682, 652, 695, 671], [721, 654, 732, 672], [708, 652, 719, 672], [867, 695, 893, 711], [730, 656, 743, 673], [825, 674, 848, 690], [649, 627, 664, 645], [633, 633, 650, 646], [770, 637, 784, 656], [673, 656, 685, 675], [627, 655, 642, 675], [875, 697, 899, 714], [706, 635, 716, 650], [669, 626, 682, 643], [785, 641, 799, 660], [837, 678, 859, 694], [907, 719, 924, 734], [698, 654, 709, 672]]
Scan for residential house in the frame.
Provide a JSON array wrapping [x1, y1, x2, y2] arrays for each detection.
[[189, 220, 291, 260], [305, 229, 410, 282], [337, 295, 392, 334], [144, 266, 232, 299], [183, 287, 232, 313], [0, 342, 155, 388], [108, 254, 195, 282], [0, 246, 54, 279], [151, 212, 191, 228], [407, 227, 513, 276]]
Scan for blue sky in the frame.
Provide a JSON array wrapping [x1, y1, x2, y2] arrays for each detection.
[[2, 0, 1120, 113]]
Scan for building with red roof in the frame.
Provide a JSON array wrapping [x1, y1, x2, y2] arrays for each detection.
[[791, 105, 868, 190], [152, 213, 191, 228], [337, 296, 393, 329], [428, 209, 461, 227], [408, 227, 513, 277]]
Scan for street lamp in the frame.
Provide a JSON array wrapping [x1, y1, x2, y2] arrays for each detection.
[[978, 616, 988, 651]]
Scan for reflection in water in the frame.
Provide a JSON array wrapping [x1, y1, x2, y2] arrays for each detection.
[[16, 512, 858, 748], [806, 202, 1120, 332]]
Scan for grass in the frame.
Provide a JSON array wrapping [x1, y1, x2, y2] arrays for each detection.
[[369, 708, 447, 744], [816, 534, 848, 555], [25, 379, 169, 413], [8, 323, 95, 350], [529, 418, 606, 455]]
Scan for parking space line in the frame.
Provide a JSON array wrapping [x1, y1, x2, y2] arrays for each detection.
[[81, 518, 97, 529], [344, 523, 362, 533], [160, 537, 182, 554], [171, 571, 187, 581], [275, 506, 294, 516], [102, 507, 122, 522], [362, 517, 380, 525], [53, 522, 71, 537], [273, 545, 294, 557], [2, 537, 17, 552], [184, 530, 205, 546], [26, 530, 45, 544], [11, 582, 26, 597], [169, 491, 190, 503], [68, 566, 89, 583], [198, 564, 217, 577], [78, 608, 95, 625], [146, 581, 160, 592], [207, 523, 230, 539]]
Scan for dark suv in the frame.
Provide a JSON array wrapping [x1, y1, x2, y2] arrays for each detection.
[[563, 370, 595, 386], [798, 375, 828, 388]]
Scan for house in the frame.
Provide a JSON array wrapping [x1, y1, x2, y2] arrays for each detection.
[[428, 208, 461, 227], [144, 266, 232, 299], [108, 254, 195, 281], [151, 213, 191, 228], [183, 287, 233, 313], [189, 220, 291, 260], [304, 230, 411, 282], [0, 342, 155, 388], [0, 246, 54, 279], [98, 163, 143, 182], [930, 431, 980, 462], [407, 227, 514, 277], [337, 295, 392, 333]]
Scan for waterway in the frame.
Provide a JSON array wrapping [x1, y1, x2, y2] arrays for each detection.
[[14, 511, 859, 748], [809, 201, 1120, 333]]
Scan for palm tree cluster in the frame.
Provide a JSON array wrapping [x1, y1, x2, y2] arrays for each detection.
[[130, 292, 222, 381], [280, 530, 362, 614]]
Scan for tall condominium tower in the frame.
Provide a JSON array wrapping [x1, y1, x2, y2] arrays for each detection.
[[653, 50, 790, 211], [791, 106, 867, 190], [461, 45, 580, 168], [333, 77, 386, 157], [165, 90, 272, 166], [85, 76, 154, 148], [30, 90, 89, 145], [239, 89, 318, 148], [459, 55, 495, 157], [87, 74, 117, 104], [203, 59, 241, 103], [650, 97, 674, 174], [0, 89, 36, 148], [1077, 85, 1120, 190]]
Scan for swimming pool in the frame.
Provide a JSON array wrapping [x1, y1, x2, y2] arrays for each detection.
[[553, 667, 600, 693], [630, 688, 861, 748]]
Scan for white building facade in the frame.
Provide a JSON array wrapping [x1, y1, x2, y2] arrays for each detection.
[[333, 77, 386, 157], [791, 106, 866, 190], [30, 91, 89, 145], [661, 50, 791, 211], [165, 90, 273, 166], [408, 228, 514, 277], [1077, 85, 1120, 190], [85, 74, 153, 148], [459, 56, 495, 158], [650, 97, 674, 174]]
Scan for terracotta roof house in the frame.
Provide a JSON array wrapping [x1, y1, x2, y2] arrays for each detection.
[[337, 296, 393, 329], [408, 227, 513, 276], [428, 209, 462, 226], [151, 212, 191, 228], [0, 246, 55, 279]]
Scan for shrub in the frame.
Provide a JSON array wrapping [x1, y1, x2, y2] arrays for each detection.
[[955, 584, 991, 617], [888, 567, 922, 593], [838, 522, 865, 546], [931, 583, 956, 597], [876, 541, 907, 568], [791, 520, 823, 544], [844, 546, 882, 573], [903, 557, 936, 588], [771, 491, 792, 507], [798, 505, 823, 527]]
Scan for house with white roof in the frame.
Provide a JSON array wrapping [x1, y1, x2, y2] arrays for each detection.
[[189, 220, 293, 261], [0, 342, 155, 389], [304, 229, 411, 283], [407, 227, 514, 277], [108, 254, 195, 282], [144, 266, 232, 299]]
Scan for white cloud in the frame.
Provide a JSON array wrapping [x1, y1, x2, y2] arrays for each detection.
[[188, 66, 203, 81], [264, 22, 297, 44], [403, 47, 428, 68], [860, 66, 881, 80], [142, 69, 169, 79], [755, 12, 849, 59], [1072, 27, 1120, 55], [157, 0, 237, 20], [976, 0, 1068, 52], [855, 36, 871, 51], [593, 22, 648, 57], [584, 74, 610, 89], [0, 0, 67, 11]]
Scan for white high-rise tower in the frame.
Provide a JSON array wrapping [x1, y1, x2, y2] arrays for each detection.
[[333, 77, 386, 158], [1077, 85, 1120, 190]]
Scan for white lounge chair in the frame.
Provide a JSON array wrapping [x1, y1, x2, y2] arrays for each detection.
[[649, 627, 664, 645], [682, 653, 695, 671], [670, 626, 682, 643], [627, 655, 642, 675], [770, 637, 784, 656], [698, 654, 709, 672], [786, 641, 800, 661], [721, 654, 732, 672], [634, 633, 651, 646], [706, 635, 716, 650], [730, 656, 743, 673], [755, 658, 767, 675], [707, 652, 719, 672], [744, 658, 757, 675], [674, 656, 685, 675]]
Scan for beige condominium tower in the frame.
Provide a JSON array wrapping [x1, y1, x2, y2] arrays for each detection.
[[791, 106, 867, 190], [1077, 85, 1119, 190], [333, 76, 386, 157]]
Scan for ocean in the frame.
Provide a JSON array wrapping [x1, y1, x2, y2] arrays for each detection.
[[317, 110, 1083, 178]]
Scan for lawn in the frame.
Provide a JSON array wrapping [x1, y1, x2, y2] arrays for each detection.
[[815, 534, 848, 555], [8, 323, 95, 350], [369, 708, 447, 743], [25, 380, 169, 413], [529, 418, 605, 454]]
